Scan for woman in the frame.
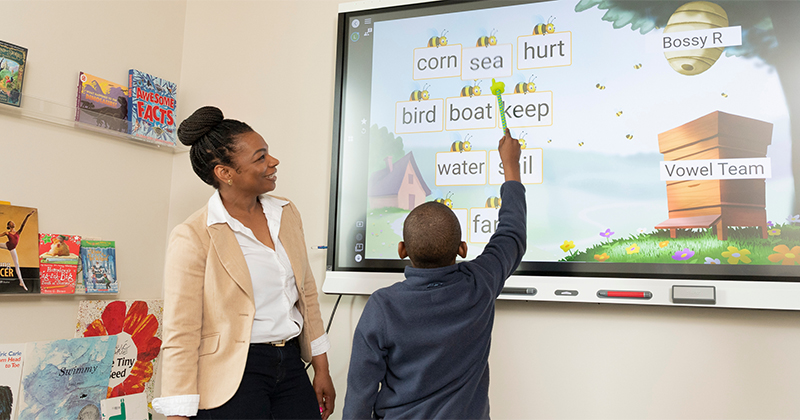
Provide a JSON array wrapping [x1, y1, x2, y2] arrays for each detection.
[[1, 209, 35, 291], [152, 106, 335, 419]]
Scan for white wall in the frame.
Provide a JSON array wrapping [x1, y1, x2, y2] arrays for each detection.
[[3, 1, 800, 419]]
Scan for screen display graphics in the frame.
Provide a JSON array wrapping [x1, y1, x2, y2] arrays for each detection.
[[328, 0, 800, 285]]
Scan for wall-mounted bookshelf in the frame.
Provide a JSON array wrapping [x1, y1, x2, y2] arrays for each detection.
[[0, 93, 185, 153]]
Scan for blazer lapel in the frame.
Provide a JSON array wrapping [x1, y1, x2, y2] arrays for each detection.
[[208, 223, 254, 300], [277, 205, 305, 292]]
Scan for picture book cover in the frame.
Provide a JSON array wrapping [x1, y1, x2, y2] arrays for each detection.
[[128, 69, 177, 147], [80, 240, 117, 293], [0, 205, 38, 295], [76, 300, 163, 415], [0, 40, 27, 107], [38, 233, 81, 294], [0, 343, 25, 420], [100, 392, 148, 420], [18, 336, 117, 420], [76, 72, 130, 134]]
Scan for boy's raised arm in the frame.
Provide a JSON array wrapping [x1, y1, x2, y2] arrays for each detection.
[[468, 128, 526, 295]]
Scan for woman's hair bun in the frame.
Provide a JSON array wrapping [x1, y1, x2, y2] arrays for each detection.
[[177, 106, 224, 146]]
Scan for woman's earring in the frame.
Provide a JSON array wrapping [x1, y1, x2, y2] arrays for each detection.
[[227, 179, 232, 186]]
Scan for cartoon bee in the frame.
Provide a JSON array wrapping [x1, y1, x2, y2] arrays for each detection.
[[547, 139, 552, 143], [410, 83, 431, 102], [460, 80, 482, 98], [533, 16, 556, 35], [514, 75, 537, 94], [616, 110, 623, 117], [626, 134, 634, 140], [476, 29, 498, 47], [633, 63, 643, 69], [435, 192, 455, 208], [451, 134, 473, 152], [596, 83, 606, 90], [578, 141, 585, 147], [428, 29, 449, 47], [721, 92, 728, 98], [486, 196, 502, 208], [518, 131, 528, 149]]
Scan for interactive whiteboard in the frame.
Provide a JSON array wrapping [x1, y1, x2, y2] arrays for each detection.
[[324, 0, 800, 310]]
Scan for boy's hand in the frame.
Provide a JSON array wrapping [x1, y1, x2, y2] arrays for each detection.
[[498, 128, 521, 182]]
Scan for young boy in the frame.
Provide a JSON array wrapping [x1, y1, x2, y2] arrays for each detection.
[[343, 129, 526, 419]]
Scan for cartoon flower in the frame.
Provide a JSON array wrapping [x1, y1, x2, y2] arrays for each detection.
[[787, 215, 800, 225], [560, 240, 575, 253], [637, 228, 646, 234], [626, 243, 640, 254], [83, 301, 162, 397], [600, 228, 615, 239], [594, 253, 610, 262], [767, 221, 774, 227], [721, 246, 752, 265], [658, 240, 669, 248], [672, 248, 695, 261], [768, 245, 800, 265], [768, 229, 781, 236], [704, 257, 721, 264]]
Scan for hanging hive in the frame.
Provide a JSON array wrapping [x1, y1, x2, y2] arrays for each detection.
[[663, 1, 729, 76]]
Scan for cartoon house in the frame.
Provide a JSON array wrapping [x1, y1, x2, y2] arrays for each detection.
[[655, 111, 772, 240], [368, 152, 431, 210]]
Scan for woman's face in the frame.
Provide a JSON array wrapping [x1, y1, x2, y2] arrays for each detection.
[[7, 221, 14, 230], [229, 131, 280, 195]]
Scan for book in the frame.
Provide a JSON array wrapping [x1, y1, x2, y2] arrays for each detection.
[[38, 233, 81, 294], [75, 72, 130, 134], [0, 40, 27, 107], [100, 393, 148, 420], [128, 69, 177, 146], [79, 240, 117, 293], [18, 336, 117, 420], [0, 204, 39, 294], [76, 300, 163, 415], [0, 343, 25, 420]]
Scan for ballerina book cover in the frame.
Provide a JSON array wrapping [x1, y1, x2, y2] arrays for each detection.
[[0, 204, 38, 294]]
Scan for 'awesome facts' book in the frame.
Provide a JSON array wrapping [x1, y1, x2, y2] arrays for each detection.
[[128, 69, 177, 147], [80, 240, 117, 293], [18, 336, 117, 420], [38, 233, 81, 294], [0, 40, 27, 107], [75, 72, 130, 134]]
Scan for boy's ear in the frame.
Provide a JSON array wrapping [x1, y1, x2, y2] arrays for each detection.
[[458, 241, 468, 259], [398, 242, 408, 259]]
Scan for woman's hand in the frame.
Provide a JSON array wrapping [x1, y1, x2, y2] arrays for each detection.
[[311, 353, 336, 419]]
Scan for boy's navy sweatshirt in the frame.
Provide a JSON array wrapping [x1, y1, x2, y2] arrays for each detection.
[[343, 180, 527, 419]]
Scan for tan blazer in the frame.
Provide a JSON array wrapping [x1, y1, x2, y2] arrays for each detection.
[[159, 197, 326, 410]]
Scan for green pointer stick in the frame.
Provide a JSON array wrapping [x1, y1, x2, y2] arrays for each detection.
[[490, 78, 508, 134]]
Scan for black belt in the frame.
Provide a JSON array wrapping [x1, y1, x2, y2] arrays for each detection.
[[252, 337, 298, 348]]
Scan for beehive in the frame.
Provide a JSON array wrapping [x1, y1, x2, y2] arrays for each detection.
[[656, 111, 773, 240], [663, 1, 729, 76]]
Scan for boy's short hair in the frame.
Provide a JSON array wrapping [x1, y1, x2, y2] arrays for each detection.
[[403, 202, 462, 268]]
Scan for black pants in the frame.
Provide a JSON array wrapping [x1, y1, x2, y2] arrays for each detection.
[[195, 339, 321, 420]]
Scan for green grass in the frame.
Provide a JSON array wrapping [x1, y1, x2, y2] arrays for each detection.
[[561, 223, 800, 265], [365, 207, 408, 259]]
